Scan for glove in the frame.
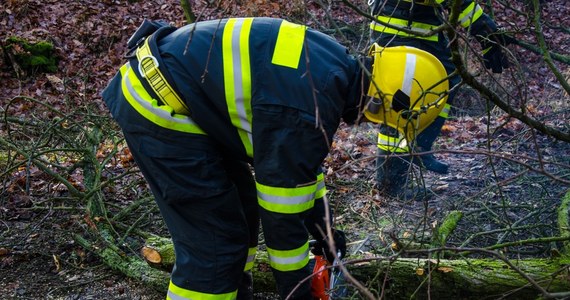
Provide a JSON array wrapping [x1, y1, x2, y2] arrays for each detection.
[[480, 30, 512, 73], [311, 230, 347, 263], [470, 17, 512, 73]]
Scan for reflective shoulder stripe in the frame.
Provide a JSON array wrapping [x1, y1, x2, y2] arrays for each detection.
[[459, 3, 484, 28], [267, 241, 309, 272], [223, 18, 254, 158], [256, 181, 316, 214], [271, 20, 306, 69], [167, 280, 237, 300], [370, 16, 438, 42], [315, 172, 327, 199], [121, 64, 206, 135], [136, 38, 191, 115], [377, 132, 409, 152], [439, 103, 451, 118], [244, 247, 257, 272]]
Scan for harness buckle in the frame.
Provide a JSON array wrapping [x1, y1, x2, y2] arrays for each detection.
[[138, 55, 160, 79]]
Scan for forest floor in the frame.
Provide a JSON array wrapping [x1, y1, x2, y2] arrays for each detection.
[[1, 0, 569, 299]]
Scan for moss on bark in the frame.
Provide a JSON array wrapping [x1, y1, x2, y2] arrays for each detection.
[[2, 36, 58, 74]]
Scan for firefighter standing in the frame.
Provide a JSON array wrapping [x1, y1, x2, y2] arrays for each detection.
[[102, 17, 449, 299], [369, 0, 511, 199]]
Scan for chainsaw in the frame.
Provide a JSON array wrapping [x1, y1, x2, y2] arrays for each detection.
[[309, 241, 348, 300]]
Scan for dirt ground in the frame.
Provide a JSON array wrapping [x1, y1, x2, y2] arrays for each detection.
[[1, 0, 569, 299]]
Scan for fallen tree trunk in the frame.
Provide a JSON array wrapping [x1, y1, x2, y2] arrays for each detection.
[[140, 235, 570, 299], [75, 233, 170, 292], [140, 236, 176, 272], [347, 256, 570, 299], [77, 192, 570, 299]]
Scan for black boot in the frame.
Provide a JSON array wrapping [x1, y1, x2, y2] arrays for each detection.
[[376, 148, 432, 201], [236, 271, 253, 300], [237, 271, 253, 300], [413, 116, 449, 174]]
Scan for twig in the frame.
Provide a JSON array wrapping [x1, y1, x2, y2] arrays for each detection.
[[531, 0, 570, 95], [444, 4, 570, 143], [460, 224, 552, 248]]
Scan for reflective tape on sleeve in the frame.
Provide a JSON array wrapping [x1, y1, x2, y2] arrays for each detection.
[[370, 16, 438, 41], [459, 3, 484, 28], [439, 103, 451, 118]]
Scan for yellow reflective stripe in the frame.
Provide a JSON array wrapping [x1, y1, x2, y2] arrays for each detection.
[[167, 281, 237, 300], [459, 3, 483, 28], [271, 20, 306, 69], [256, 181, 316, 214], [135, 38, 191, 115], [439, 103, 451, 118], [377, 133, 409, 152], [370, 16, 438, 41], [223, 18, 254, 157], [315, 172, 327, 199], [119, 62, 128, 76], [267, 241, 309, 272], [244, 247, 257, 271], [121, 63, 206, 134]]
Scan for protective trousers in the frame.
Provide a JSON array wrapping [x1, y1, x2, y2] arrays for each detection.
[[252, 105, 335, 300], [106, 91, 259, 299]]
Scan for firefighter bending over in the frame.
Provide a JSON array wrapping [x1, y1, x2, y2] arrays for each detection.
[[102, 17, 449, 299]]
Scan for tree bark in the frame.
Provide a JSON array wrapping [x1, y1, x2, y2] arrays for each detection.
[[347, 257, 570, 299], [139, 236, 570, 299], [141, 236, 176, 272]]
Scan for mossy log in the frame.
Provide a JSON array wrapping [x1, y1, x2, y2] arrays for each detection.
[[348, 257, 570, 299], [557, 190, 570, 254], [432, 210, 463, 247], [92, 192, 570, 298], [140, 236, 176, 272], [74, 233, 170, 292], [140, 236, 570, 299]]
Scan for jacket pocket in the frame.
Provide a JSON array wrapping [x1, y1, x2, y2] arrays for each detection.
[[137, 135, 232, 204]]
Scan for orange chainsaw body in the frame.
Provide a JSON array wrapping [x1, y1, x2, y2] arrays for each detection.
[[311, 255, 330, 300]]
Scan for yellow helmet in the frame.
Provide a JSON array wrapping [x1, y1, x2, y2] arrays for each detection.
[[364, 44, 449, 142]]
